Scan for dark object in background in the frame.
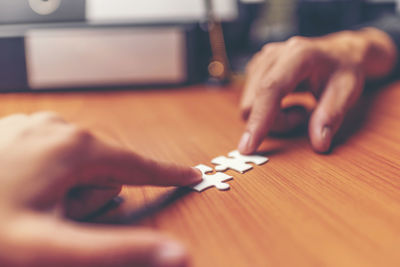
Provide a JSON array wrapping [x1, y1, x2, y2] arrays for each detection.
[[204, 0, 231, 85], [0, 0, 259, 91], [216, 1, 264, 73], [223, 1, 263, 54], [0, 0, 85, 24], [0, 23, 204, 91], [0, 37, 27, 90], [297, 0, 396, 37], [201, 0, 264, 83]]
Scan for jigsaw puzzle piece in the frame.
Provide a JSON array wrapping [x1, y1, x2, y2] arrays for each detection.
[[192, 164, 233, 192], [228, 150, 269, 165], [211, 156, 253, 173], [211, 150, 269, 173]]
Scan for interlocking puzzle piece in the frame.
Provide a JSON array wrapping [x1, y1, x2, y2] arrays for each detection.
[[211, 150, 269, 173], [192, 164, 233, 192]]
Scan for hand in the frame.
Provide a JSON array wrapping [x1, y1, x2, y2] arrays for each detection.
[[238, 28, 397, 153], [0, 112, 202, 267]]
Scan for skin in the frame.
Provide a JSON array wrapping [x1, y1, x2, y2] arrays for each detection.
[[238, 28, 398, 154], [0, 112, 202, 267], [0, 28, 397, 267]]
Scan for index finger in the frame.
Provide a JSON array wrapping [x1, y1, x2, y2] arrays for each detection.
[[71, 133, 202, 187], [238, 47, 313, 154], [238, 74, 284, 154]]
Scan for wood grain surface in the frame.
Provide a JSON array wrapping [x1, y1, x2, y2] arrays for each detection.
[[0, 82, 399, 267]]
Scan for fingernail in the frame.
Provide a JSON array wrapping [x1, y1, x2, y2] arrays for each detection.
[[238, 132, 252, 154], [152, 240, 188, 267], [321, 126, 332, 149]]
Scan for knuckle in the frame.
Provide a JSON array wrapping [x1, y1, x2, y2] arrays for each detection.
[[258, 78, 282, 94], [54, 125, 94, 153], [286, 36, 314, 56], [66, 126, 93, 144], [337, 30, 353, 39], [31, 111, 64, 123], [261, 43, 278, 54], [287, 36, 307, 46], [40, 125, 95, 163]]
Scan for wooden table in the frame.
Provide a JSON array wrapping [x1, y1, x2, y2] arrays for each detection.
[[0, 82, 399, 267]]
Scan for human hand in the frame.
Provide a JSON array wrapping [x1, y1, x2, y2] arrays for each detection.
[[238, 28, 397, 153], [0, 112, 201, 267]]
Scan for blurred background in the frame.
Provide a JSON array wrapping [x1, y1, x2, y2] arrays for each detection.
[[224, 0, 397, 71], [0, 0, 397, 90]]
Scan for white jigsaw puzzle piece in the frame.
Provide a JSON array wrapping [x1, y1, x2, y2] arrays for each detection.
[[192, 164, 233, 192], [228, 150, 269, 165], [211, 150, 269, 173], [211, 156, 253, 173]]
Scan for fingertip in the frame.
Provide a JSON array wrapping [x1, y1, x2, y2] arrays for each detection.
[[310, 125, 332, 153], [134, 158, 204, 187], [151, 240, 189, 267], [238, 131, 256, 155], [170, 166, 203, 187], [187, 167, 203, 185], [241, 88, 283, 155]]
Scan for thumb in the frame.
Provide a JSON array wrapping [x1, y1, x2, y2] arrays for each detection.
[[4, 215, 188, 267], [309, 69, 364, 153]]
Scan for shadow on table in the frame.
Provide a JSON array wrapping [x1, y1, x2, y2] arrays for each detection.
[[81, 145, 287, 224], [81, 146, 281, 224], [82, 187, 193, 225], [332, 81, 393, 151], [81, 81, 396, 224], [265, 80, 395, 153], [123, 187, 193, 225]]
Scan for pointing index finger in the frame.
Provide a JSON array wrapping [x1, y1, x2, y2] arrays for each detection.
[[238, 79, 284, 154], [76, 138, 202, 187], [238, 50, 314, 154]]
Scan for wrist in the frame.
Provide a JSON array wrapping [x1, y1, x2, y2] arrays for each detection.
[[357, 27, 398, 78], [316, 28, 397, 78]]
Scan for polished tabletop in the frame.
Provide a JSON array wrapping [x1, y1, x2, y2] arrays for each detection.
[[0, 81, 399, 267]]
